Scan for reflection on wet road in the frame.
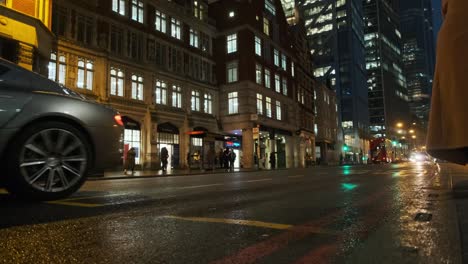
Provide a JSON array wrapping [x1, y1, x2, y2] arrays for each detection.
[[0, 163, 461, 263]]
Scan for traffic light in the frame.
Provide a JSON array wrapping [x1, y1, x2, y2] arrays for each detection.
[[392, 141, 397, 146], [343, 144, 349, 152]]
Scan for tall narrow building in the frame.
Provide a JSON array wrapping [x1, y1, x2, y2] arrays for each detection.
[[296, 0, 369, 158], [399, 0, 435, 126], [0, 0, 54, 73], [364, 0, 410, 139], [209, 0, 315, 169]]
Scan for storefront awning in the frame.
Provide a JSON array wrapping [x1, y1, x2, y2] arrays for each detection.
[[122, 116, 140, 130], [157, 122, 179, 134]]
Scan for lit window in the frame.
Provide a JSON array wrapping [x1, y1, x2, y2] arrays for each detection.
[[265, 0, 276, 15], [112, 0, 126, 16], [257, 93, 263, 115], [193, 0, 206, 20], [77, 59, 94, 90], [266, 97, 272, 118], [255, 36, 262, 56], [194, 0, 199, 18], [291, 61, 295, 77], [264, 68, 271, 88], [204, 93, 213, 114], [190, 28, 199, 48], [276, 101, 282, 120], [192, 137, 203, 146], [228, 92, 238, 114], [274, 49, 279, 66], [155, 80, 167, 105], [58, 55, 66, 85], [227, 33, 237, 53], [256, 64, 262, 85], [227, 61, 238, 83], [48, 53, 67, 85], [282, 78, 287, 95], [275, 74, 280, 93], [281, 54, 287, 70], [48, 53, 57, 82], [191, 90, 200, 111], [155, 11, 166, 33], [229, 11, 235, 18], [131, 0, 144, 23], [131, 74, 144, 100], [172, 85, 182, 108], [110, 68, 124, 97], [171, 18, 181, 39], [263, 18, 270, 36]]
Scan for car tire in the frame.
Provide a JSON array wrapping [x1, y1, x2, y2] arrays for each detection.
[[5, 121, 91, 200]]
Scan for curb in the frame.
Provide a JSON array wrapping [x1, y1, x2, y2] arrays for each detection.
[[87, 169, 261, 181]]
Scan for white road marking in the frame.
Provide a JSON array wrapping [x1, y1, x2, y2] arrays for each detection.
[[239, 178, 272, 183], [288, 175, 304, 178], [179, 183, 224, 189]]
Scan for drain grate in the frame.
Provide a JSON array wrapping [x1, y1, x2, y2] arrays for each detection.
[[414, 213, 432, 222]]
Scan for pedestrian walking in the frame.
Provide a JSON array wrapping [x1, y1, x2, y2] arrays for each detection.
[[218, 149, 224, 169], [187, 152, 191, 169], [124, 147, 136, 175], [160, 147, 169, 172], [223, 148, 230, 171], [269, 152, 276, 170], [229, 149, 236, 171], [427, 0, 468, 165]]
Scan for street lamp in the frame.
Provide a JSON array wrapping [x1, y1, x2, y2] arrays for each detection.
[[409, 130, 415, 134], [412, 135, 416, 139], [396, 122, 403, 128]]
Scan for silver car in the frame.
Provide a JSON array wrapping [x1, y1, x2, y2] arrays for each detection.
[[0, 59, 123, 200]]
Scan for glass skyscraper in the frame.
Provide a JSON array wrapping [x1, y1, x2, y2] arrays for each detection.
[[295, 0, 369, 153]]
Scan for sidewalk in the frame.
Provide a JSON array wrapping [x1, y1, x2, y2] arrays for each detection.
[[445, 163, 468, 198], [442, 163, 468, 262], [89, 167, 258, 181]]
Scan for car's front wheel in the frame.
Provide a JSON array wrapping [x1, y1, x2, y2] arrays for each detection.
[[5, 121, 90, 200]]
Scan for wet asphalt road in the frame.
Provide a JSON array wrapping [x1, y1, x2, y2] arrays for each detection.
[[0, 163, 462, 263]]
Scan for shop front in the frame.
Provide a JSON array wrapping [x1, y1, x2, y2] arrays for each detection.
[[224, 135, 242, 168], [122, 116, 141, 165], [157, 122, 180, 169], [256, 126, 292, 169], [187, 127, 208, 169]]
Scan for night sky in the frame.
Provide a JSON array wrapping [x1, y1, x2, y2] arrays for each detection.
[[432, 0, 442, 43]]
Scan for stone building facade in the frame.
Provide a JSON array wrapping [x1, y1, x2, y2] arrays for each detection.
[[2, 0, 326, 170], [314, 82, 339, 165], [209, 0, 316, 169], [50, 0, 218, 169]]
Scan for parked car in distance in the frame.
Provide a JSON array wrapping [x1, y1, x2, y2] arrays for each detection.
[[0, 59, 123, 200]]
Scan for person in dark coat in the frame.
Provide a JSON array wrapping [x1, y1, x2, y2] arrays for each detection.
[[124, 147, 136, 175], [160, 147, 169, 172], [269, 152, 276, 170], [229, 149, 236, 171], [223, 148, 230, 171], [187, 152, 191, 169]]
